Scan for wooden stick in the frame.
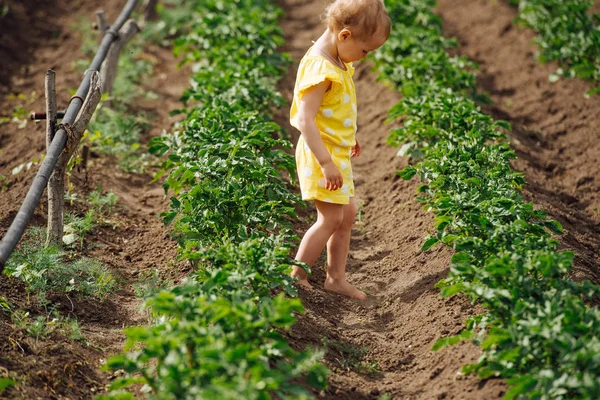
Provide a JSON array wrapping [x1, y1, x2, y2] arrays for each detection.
[[72, 72, 103, 137], [45, 70, 62, 248], [144, 0, 159, 22], [100, 19, 140, 105], [96, 10, 108, 42], [45, 72, 103, 248]]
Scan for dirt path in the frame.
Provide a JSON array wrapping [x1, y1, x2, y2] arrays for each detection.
[[0, 1, 188, 397], [435, 0, 600, 286], [278, 0, 506, 398], [278, 0, 600, 398]]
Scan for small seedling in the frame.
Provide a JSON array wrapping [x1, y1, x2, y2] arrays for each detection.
[[322, 336, 379, 375], [88, 186, 118, 215], [64, 210, 97, 249]]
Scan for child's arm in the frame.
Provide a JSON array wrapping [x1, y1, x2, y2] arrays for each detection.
[[297, 81, 343, 191]]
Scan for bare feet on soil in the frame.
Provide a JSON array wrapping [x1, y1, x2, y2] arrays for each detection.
[[295, 278, 313, 290], [324, 276, 367, 301], [291, 266, 313, 290]]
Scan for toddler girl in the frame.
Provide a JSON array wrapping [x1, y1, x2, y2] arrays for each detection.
[[290, 0, 391, 300]]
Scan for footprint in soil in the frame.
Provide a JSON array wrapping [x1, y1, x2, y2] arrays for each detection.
[[300, 280, 384, 308], [359, 295, 382, 309]]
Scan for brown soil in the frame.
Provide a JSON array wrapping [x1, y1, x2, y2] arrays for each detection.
[[1, 0, 598, 398], [277, 0, 506, 399], [435, 0, 600, 285], [0, 0, 188, 398], [277, 0, 600, 399]]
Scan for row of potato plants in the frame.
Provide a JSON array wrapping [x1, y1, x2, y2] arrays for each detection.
[[509, 0, 600, 95], [372, 0, 600, 399], [98, 0, 329, 398]]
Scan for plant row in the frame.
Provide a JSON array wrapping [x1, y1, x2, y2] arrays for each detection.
[[509, 0, 600, 95], [371, 0, 600, 399], [98, 1, 329, 399]]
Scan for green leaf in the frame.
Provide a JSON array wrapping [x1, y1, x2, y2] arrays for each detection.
[[451, 253, 470, 264], [544, 219, 563, 234], [397, 165, 417, 180], [505, 376, 537, 400], [432, 333, 465, 351], [440, 283, 465, 298], [421, 236, 439, 252], [495, 120, 512, 130], [481, 332, 511, 350], [0, 378, 16, 392]]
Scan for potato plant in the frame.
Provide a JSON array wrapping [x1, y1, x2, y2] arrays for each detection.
[[373, 1, 600, 399], [100, 0, 329, 398], [510, 0, 600, 95]]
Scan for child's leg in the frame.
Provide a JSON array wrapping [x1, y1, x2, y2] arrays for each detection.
[[292, 200, 344, 286], [324, 198, 366, 300]]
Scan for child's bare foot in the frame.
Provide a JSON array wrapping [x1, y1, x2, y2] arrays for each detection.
[[295, 279, 313, 289], [324, 277, 367, 300], [291, 266, 312, 289]]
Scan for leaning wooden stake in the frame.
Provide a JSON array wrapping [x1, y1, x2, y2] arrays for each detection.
[[45, 70, 60, 247], [144, 0, 158, 22], [96, 10, 109, 41], [100, 19, 140, 101], [45, 72, 103, 248]]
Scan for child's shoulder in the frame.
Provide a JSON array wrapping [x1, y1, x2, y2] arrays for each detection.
[[299, 54, 348, 76], [298, 49, 353, 77], [299, 52, 330, 68]]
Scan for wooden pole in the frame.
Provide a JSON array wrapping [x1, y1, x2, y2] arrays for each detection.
[[96, 10, 108, 41], [45, 70, 62, 248], [45, 72, 103, 248], [100, 19, 140, 104], [0, 0, 139, 269], [144, 0, 159, 22]]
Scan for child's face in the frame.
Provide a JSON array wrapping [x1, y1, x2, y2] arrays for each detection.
[[337, 28, 387, 63]]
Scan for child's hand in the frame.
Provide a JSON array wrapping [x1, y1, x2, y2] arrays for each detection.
[[320, 160, 343, 191], [351, 139, 361, 157]]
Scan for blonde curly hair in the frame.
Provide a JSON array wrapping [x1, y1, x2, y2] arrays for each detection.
[[324, 0, 391, 40]]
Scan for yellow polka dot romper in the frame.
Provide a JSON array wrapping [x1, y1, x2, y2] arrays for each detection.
[[290, 52, 357, 205]]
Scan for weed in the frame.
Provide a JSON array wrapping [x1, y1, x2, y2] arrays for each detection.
[[72, 16, 155, 174], [4, 227, 116, 304], [0, 174, 9, 191], [85, 107, 153, 173], [0, 296, 11, 313], [11, 309, 87, 344], [322, 336, 379, 375], [133, 269, 173, 299], [88, 186, 118, 215], [64, 210, 97, 250], [11, 156, 42, 176], [355, 199, 367, 235], [139, 0, 197, 46], [0, 3, 9, 18]]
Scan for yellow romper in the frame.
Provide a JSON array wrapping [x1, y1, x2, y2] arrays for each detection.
[[290, 51, 357, 205]]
